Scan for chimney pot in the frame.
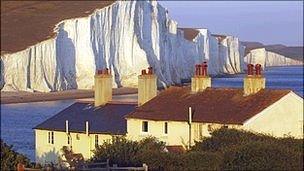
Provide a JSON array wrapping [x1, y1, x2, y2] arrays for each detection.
[[202, 61, 208, 76], [141, 69, 147, 75], [255, 64, 262, 76], [148, 67, 153, 75], [247, 64, 254, 76], [198, 64, 202, 76], [104, 68, 109, 75], [97, 69, 103, 75], [195, 65, 199, 76]]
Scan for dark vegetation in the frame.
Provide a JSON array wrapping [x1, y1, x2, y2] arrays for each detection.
[[192, 128, 303, 170], [92, 128, 303, 170], [1, 139, 32, 170]]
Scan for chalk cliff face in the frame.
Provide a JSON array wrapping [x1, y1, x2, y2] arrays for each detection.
[[244, 48, 303, 69], [1, 1, 245, 92], [192, 30, 245, 75]]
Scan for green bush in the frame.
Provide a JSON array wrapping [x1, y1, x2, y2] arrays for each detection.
[[180, 151, 222, 170], [222, 141, 303, 170], [1, 139, 32, 170], [91, 136, 166, 168], [91, 136, 141, 166], [91, 129, 303, 170], [135, 137, 167, 168], [192, 128, 303, 170], [191, 128, 275, 152], [192, 128, 303, 153], [92, 136, 221, 170]]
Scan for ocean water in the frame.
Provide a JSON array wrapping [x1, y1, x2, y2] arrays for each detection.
[[212, 66, 303, 97], [0, 66, 303, 161]]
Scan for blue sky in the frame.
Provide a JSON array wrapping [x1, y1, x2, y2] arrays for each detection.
[[158, 1, 303, 46]]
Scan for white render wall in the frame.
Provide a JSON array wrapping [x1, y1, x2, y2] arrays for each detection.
[[1, 1, 245, 92], [35, 129, 113, 165], [242, 92, 304, 138]]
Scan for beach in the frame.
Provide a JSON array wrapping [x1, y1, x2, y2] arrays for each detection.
[[0, 87, 137, 104]]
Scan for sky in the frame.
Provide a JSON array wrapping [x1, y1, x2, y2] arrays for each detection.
[[158, 1, 303, 46]]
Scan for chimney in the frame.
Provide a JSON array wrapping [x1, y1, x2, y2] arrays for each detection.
[[138, 67, 157, 106], [65, 120, 69, 134], [191, 61, 211, 93], [188, 107, 192, 124], [94, 68, 112, 107], [85, 121, 89, 136], [243, 63, 265, 96]]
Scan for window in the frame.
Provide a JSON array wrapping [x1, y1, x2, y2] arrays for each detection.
[[164, 122, 168, 134], [48, 131, 54, 144], [51, 132, 54, 144], [142, 121, 148, 132], [223, 125, 228, 129], [95, 135, 99, 147], [48, 132, 50, 144]]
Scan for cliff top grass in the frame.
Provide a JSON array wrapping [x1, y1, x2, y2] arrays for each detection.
[[1, 1, 114, 55]]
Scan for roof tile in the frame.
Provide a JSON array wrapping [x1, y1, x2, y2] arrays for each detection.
[[125, 87, 290, 124], [34, 102, 136, 134]]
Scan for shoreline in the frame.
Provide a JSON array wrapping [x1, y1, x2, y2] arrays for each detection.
[[0, 87, 137, 104]]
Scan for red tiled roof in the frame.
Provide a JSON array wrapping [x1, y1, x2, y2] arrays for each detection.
[[125, 87, 291, 124]]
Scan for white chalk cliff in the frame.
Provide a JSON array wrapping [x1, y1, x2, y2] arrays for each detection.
[[244, 48, 303, 69], [0, 1, 245, 92]]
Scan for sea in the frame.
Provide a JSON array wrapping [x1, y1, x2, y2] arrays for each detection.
[[1, 66, 303, 162]]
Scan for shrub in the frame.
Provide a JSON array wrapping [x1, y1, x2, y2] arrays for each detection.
[[92, 136, 166, 167], [91, 129, 303, 170], [222, 141, 303, 170], [91, 136, 141, 167], [192, 128, 303, 154], [134, 137, 167, 169], [180, 151, 222, 170], [1, 139, 32, 170], [192, 128, 303, 170]]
